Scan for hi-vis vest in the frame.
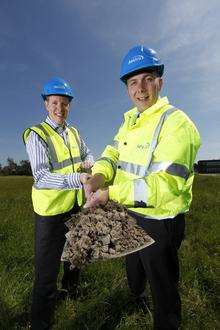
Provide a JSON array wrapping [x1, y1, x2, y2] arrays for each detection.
[[23, 122, 83, 216], [92, 97, 201, 220]]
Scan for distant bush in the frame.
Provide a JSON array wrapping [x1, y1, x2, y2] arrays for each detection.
[[0, 158, 31, 176]]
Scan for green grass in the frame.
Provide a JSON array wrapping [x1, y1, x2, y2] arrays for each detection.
[[0, 175, 219, 329]]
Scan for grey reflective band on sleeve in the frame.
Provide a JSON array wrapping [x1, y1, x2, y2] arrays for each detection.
[[117, 160, 189, 180], [96, 157, 117, 172], [148, 162, 190, 180], [133, 178, 147, 207]]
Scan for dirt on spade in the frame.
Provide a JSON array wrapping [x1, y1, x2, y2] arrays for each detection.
[[62, 201, 154, 268]]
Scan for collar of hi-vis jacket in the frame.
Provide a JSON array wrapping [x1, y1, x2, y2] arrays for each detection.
[[124, 96, 169, 121]]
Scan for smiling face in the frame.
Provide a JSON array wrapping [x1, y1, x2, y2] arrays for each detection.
[[44, 95, 70, 125], [126, 71, 163, 112]]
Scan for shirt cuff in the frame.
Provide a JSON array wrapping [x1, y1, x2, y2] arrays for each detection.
[[66, 173, 82, 189]]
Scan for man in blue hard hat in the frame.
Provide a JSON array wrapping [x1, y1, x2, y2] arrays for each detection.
[[84, 46, 200, 329], [23, 77, 94, 329]]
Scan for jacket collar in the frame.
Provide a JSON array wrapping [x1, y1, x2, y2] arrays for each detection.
[[125, 96, 170, 120]]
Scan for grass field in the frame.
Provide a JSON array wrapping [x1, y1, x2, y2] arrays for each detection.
[[0, 175, 219, 329]]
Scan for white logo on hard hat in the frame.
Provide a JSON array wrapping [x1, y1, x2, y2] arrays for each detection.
[[54, 85, 65, 89], [128, 55, 144, 65]]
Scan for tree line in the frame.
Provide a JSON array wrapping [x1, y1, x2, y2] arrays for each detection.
[[0, 158, 32, 176]]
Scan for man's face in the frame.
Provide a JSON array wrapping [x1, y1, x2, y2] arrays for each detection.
[[45, 95, 70, 125], [127, 71, 163, 112]]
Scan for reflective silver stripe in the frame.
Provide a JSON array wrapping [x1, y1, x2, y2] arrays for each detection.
[[33, 184, 55, 190], [36, 124, 59, 163], [145, 107, 177, 172], [133, 179, 147, 206], [97, 157, 117, 171], [117, 160, 189, 179], [148, 162, 190, 180], [51, 156, 82, 170], [34, 185, 48, 190], [118, 160, 146, 177]]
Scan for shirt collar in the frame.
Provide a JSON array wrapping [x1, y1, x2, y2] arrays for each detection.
[[45, 116, 69, 132]]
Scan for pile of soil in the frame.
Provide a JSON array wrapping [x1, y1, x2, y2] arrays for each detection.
[[62, 201, 154, 268]]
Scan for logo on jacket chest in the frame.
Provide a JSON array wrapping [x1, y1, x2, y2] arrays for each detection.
[[137, 143, 150, 150]]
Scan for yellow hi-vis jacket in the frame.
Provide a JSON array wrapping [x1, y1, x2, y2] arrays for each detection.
[[23, 122, 83, 216], [92, 97, 201, 219]]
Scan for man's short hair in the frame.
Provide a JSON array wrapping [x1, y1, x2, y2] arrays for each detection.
[[125, 68, 161, 84]]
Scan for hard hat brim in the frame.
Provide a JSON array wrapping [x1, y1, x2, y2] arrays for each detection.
[[41, 94, 73, 102], [120, 65, 164, 83]]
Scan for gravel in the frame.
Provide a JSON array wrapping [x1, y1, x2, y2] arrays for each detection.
[[62, 201, 154, 268]]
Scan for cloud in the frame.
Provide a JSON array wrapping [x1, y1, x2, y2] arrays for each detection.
[[155, 0, 217, 43], [71, 1, 220, 78], [156, 0, 220, 72], [149, 0, 220, 113], [71, 1, 162, 52]]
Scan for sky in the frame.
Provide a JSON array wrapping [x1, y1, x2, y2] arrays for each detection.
[[0, 0, 219, 165]]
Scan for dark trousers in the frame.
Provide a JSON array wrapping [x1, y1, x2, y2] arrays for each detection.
[[126, 213, 185, 330], [31, 207, 80, 330]]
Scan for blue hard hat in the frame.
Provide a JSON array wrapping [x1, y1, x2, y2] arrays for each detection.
[[41, 77, 74, 101], [120, 45, 164, 83]]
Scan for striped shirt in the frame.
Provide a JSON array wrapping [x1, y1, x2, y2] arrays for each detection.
[[26, 116, 94, 190]]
